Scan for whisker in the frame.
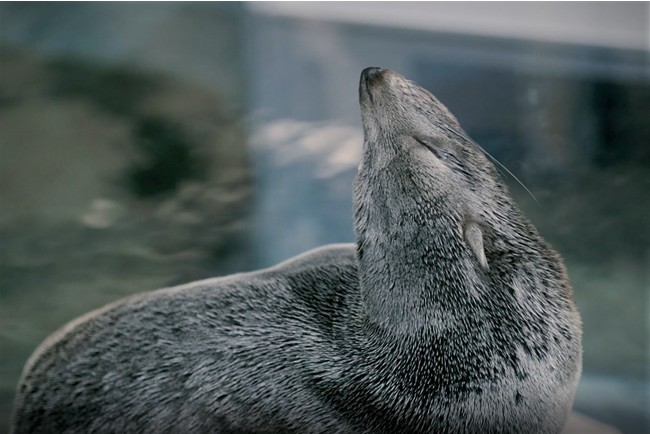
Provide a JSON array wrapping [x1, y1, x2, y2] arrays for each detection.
[[440, 124, 540, 206]]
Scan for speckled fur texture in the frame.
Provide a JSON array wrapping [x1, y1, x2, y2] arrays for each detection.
[[11, 68, 582, 434]]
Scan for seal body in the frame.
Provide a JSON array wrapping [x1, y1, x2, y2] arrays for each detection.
[[11, 68, 582, 433]]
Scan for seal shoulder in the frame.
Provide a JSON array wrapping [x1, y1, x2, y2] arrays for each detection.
[[21, 243, 357, 377], [13, 244, 359, 433], [265, 242, 356, 274]]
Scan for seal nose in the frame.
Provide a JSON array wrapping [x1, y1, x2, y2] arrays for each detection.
[[361, 67, 384, 82]]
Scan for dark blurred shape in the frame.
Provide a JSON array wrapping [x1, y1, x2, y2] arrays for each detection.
[[128, 116, 208, 198], [592, 80, 650, 166]]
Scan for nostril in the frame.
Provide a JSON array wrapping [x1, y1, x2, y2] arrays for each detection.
[[361, 67, 384, 82]]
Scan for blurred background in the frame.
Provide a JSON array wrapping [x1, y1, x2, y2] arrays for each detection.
[[0, 2, 648, 432]]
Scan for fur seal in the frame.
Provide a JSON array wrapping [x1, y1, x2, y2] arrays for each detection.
[[11, 67, 582, 433]]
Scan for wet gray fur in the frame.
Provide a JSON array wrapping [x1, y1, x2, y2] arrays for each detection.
[[11, 68, 582, 433]]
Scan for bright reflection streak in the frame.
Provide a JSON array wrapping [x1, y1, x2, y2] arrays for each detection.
[[252, 119, 363, 178]]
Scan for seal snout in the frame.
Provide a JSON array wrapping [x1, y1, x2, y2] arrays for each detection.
[[360, 67, 404, 100], [360, 67, 387, 92], [361, 67, 385, 83], [359, 67, 387, 106]]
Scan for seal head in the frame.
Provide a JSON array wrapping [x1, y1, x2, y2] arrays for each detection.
[[354, 67, 582, 431]]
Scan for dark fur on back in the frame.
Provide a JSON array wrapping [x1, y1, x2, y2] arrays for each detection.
[[11, 68, 582, 433]]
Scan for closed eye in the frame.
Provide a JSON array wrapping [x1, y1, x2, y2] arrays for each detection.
[[414, 137, 446, 160], [415, 137, 473, 178], [414, 137, 454, 162]]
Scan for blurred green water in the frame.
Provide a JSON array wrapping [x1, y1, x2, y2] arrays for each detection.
[[0, 49, 253, 429]]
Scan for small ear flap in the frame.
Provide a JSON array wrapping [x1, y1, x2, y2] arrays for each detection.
[[464, 222, 488, 271]]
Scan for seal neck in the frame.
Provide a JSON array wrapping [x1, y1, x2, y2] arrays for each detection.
[[354, 185, 478, 335]]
